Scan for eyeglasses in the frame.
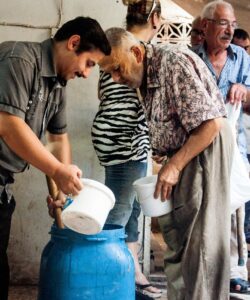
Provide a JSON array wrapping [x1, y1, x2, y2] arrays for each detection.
[[147, 0, 157, 21], [207, 18, 238, 29], [190, 29, 205, 37]]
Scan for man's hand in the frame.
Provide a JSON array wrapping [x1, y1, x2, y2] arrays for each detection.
[[47, 193, 66, 218], [154, 119, 222, 201], [154, 161, 180, 201], [228, 83, 247, 104], [52, 164, 83, 195]]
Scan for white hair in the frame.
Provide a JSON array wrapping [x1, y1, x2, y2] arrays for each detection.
[[105, 27, 140, 50], [201, 1, 234, 19]]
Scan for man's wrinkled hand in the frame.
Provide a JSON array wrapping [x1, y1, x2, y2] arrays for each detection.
[[46, 194, 66, 218], [154, 161, 180, 201]]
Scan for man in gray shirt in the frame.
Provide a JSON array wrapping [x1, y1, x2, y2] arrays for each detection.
[[0, 16, 111, 299]]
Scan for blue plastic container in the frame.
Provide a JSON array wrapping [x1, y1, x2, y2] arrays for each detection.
[[38, 224, 135, 300]]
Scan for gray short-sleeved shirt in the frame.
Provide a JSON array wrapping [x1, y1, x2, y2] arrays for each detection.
[[0, 39, 67, 179]]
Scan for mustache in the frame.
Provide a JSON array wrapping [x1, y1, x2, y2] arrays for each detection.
[[221, 34, 233, 40]]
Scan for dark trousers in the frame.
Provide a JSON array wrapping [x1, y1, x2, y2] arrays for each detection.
[[0, 189, 15, 300]]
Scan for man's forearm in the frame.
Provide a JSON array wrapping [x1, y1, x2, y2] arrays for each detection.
[[0, 112, 62, 177], [169, 118, 222, 172]]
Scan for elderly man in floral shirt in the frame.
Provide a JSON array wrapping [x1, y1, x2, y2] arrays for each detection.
[[99, 27, 234, 300]]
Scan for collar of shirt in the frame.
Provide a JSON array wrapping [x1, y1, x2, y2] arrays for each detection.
[[193, 43, 247, 98], [144, 43, 161, 89], [195, 43, 236, 63], [41, 39, 66, 87]]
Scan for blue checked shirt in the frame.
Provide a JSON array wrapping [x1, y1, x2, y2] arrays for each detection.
[[193, 44, 250, 162]]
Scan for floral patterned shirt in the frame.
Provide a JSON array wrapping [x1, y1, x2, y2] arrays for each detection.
[[141, 43, 227, 156]]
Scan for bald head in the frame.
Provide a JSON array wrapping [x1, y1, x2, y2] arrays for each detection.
[[98, 27, 144, 89], [104, 27, 140, 50]]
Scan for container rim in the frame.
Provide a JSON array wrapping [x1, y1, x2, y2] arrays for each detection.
[[73, 178, 116, 205], [133, 175, 157, 187]]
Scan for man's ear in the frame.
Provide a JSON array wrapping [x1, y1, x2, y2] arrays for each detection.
[[67, 35, 81, 51], [130, 46, 143, 63]]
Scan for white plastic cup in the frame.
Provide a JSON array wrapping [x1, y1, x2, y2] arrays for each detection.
[[133, 175, 173, 217], [61, 178, 115, 235]]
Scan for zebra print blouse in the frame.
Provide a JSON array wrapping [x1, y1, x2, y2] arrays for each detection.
[[91, 71, 150, 166]]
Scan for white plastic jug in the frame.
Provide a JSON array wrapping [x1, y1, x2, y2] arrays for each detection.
[[133, 175, 173, 217], [61, 178, 115, 235], [226, 103, 250, 212]]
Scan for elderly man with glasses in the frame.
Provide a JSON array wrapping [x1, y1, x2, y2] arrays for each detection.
[[193, 0, 250, 295]]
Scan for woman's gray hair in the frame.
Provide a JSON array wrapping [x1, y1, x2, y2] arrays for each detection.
[[105, 27, 140, 50], [201, 1, 234, 19]]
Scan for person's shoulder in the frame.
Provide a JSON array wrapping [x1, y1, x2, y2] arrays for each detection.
[[230, 43, 243, 52], [162, 43, 203, 63], [150, 43, 190, 61], [153, 42, 188, 53], [191, 44, 203, 54], [0, 40, 42, 64], [230, 43, 249, 60]]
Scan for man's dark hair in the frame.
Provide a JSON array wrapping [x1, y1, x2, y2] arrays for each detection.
[[54, 16, 111, 55], [233, 28, 250, 41]]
